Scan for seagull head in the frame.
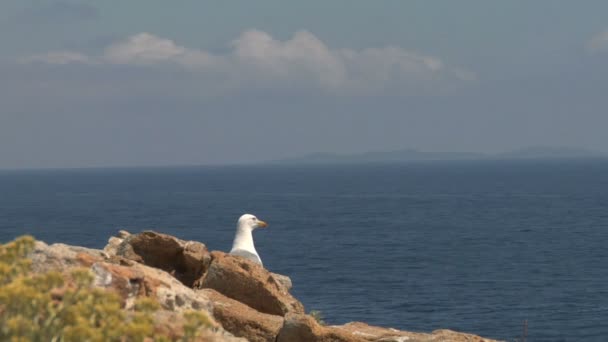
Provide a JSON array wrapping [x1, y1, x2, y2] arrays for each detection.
[[237, 213, 268, 231]]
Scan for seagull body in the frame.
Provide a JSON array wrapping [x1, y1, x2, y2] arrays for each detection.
[[230, 214, 268, 266]]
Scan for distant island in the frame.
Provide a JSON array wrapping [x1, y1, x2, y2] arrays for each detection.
[[271, 146, 606, 164], [495, 146, 606, 159]]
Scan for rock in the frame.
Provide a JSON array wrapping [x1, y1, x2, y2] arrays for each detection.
[[29, 241, 106, 273], [201, 288, 284, 342], [117, 230, 131, 239], [424, 329, 502, 342], [27, 234, 500, 342], [30, 240, 215, 313], [107, 230, 211, 287], [198, 251, 304, 316], [91, 261, 214, 313], [332, 322, 502, 342], [276, 318, 505, 342], [152, 310, 247, 342], [103, 236, 123, 257], [277, 313, 364, 342], [271, 272, 293, 291], [27, 239, 246, 341]]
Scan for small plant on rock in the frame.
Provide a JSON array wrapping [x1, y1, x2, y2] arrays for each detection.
[[309, 310, 326, 326]]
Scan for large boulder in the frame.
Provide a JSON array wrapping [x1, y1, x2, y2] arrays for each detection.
[[201, 288, 284, 342], [197, 251, 304, 316], [30, 241, 214, 313], [106, 230, 211, 287], [91, 260, 213, 312]]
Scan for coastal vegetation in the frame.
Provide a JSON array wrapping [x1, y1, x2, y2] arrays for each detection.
[[309, 310, 326, 326], [0, 236, 211, 341]]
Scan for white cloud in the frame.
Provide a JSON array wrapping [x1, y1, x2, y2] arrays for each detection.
[[21, 30, 475, 93], [587, 30, 608, 53], [101, 33, 222, 69], [104, 33, 185, 64], [231, 30, 348, 88]]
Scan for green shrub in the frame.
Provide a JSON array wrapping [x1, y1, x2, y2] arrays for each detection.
[[0, 236, 212, 342], [182, 311, 214, 341]]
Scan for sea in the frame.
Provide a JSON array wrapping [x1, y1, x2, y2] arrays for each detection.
[[1, 159, 607, 341]]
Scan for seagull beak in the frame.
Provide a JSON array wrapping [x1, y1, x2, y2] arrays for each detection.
[[257, 220, 268, 228]]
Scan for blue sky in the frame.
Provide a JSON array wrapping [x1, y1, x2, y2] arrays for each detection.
[[1, 0, 608, 168]]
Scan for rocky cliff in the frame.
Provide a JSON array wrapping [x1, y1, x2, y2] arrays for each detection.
[[25, 230, 500, 342]]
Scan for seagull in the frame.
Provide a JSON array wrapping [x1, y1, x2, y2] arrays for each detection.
[[229, 213, 268, 266]]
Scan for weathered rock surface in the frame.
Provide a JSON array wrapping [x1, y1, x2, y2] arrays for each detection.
[[152, 310, 246, 342], [333, 322, 499, 342], [31, 241, 213, 312], [197, 251, 305, 316], [270, 272, 293, 291], [29, 241, 107, 273], [201, 288, 284, 342], [28, 241, 244, 341], [26, 232, 500, 342], [91, 260, 213, 312], [277, 316, 502, 342], [107, 230, 211, 287], [277, 313, 363, 342]]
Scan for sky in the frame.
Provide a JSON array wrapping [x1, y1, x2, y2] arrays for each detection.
[[1, 0, 608, 168]]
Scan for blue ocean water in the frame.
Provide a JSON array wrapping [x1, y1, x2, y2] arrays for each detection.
[[1, 160, 607, 341]]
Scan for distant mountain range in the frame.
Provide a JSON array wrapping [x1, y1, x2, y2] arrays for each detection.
[[272, 146, 606, 164]]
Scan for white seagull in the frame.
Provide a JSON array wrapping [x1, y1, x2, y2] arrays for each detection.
[[229, 213, 268, 266]]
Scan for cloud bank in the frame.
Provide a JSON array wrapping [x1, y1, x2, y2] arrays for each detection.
[[22, 30, 475, 93]]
